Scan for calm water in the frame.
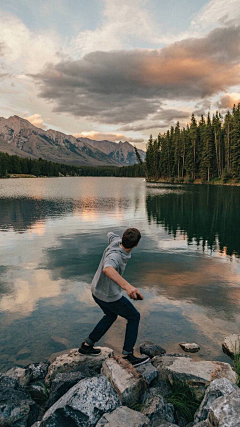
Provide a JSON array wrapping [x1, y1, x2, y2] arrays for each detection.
[[0, 177, 240, 371]]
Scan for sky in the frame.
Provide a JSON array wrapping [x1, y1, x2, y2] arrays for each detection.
[[0, 0, 240, 150]]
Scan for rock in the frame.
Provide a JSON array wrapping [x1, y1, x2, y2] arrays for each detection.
[[46, 369, 91, 408], [149, 381, 172, 399], [222, 334, 240, 359], [0, 374, 38, 427], [31, 423, 41, 427], [96, 406, 150, 426], [41, 375, 120, 426], [208, 388, 240, 426], [141, 386, 175, 425], [193, 422, 209, 427], [152, 355, 237, 401], [194, 377, 238, 423], [26, 361, 49, 381], [6, 366, 31, 386], [140, 341, 166, 358], [135, 362, 158, 385], [45, 346, 113, 386], [154, 424, 179, 427], [25, 381, 49, 406], [179, 343, 200, 353], [101, 356, 147, 407]]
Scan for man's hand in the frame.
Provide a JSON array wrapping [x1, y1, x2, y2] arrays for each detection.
[[126, 284, 144, 300], [103, 266, 144, 300]]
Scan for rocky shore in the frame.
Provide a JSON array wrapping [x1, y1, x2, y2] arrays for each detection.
[[1, 336, 240, 427]]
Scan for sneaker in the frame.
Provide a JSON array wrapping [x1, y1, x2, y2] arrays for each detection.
[[123, 353, 150, 367], [78, 342, 101, 356]]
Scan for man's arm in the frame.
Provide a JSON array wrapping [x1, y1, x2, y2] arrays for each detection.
[[107, 232, 120, 244], [103, 266, 143, 300]]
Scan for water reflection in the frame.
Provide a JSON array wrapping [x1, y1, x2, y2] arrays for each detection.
[[0, 178, 240, 371], [146, 184, 240, 256]]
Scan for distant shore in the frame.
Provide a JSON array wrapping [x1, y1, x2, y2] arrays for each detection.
[[146, 178, 240, 187]]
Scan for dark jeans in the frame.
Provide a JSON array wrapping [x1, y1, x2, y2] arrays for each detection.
[[86, 294, 140, 354]]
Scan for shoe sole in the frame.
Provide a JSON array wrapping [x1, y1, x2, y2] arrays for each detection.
[[78, 349, 101, 356], [131, 357, 150, 367]]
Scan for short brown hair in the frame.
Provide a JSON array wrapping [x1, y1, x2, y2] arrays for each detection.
[[122, 228, 141, 249]]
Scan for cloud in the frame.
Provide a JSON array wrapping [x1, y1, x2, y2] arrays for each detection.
[[216, 93, 240, 109], [191, 0, 240, 31], [24, 113, 46, 129], [152, 109, 190, 121], [33, 25, 240, 125], [73, 131, 144, 143], [0, 11, 60, 74], [72, 0, 158, 55]]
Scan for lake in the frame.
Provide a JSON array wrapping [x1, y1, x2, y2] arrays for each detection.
[[0, 177, 240, 371]]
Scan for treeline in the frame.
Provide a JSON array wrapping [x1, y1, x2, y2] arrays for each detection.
[[145, 104, 240, 182], [0, 151, 145, 178]]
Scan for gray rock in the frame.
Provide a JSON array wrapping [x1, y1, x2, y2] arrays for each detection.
[[25, 381, 49, 406], [152, 355, 237, 401], [193, 422, 209, 427], [26, 361, 49, 381], [45, 346, 113, 386], [141, 386, 175, 425], [208, 388, 240, 427], [102, 356, 147, 407], [148, 381, 172, 399], [96, 406, 150, 426], [0, 374, 38, 427], [31, 423, 41, 427], [135, 362, 158, 385], [41, 375, 120, 426], [194, 377, 238, 423], [154, 424, 179, 427], [46, 369, 91, 408], [222, 334, 240, 359], [140, 341, 166, 358], [179, 343, 200, 353], [6, 366, 31, 386]]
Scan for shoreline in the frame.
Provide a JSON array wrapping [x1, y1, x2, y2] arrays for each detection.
[[146, 178, 240, 187]]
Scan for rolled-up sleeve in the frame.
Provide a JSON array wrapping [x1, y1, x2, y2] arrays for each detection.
[[107, 232, 120, 244]]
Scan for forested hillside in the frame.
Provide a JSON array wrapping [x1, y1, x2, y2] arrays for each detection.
[[145, 104, 240, 182], [0, 151, 145, 178]]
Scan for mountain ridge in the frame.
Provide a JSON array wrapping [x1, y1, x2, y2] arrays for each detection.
[[0, 115, 145, 167]]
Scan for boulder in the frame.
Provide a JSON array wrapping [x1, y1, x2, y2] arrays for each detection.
[[41, 375, 120, 426], [141, 386, 175, 425], [25, 381, 49, 406], [222, 334, 240, 359], [26, 361, 49, 381], [194, 378, 238, 423], [208, 388, 240, 426], [0, 374, 38, 427], [140, 341, 166, 358], [45, 346, 113, 386], [46, 369, 91, 408], [152, 355, 237, 400], [96, 406, 150, 426], [193, 422, 209, 427], [5, 366, 31, 386], [135, 362, 158, 385], [154, 424, 179, 427], [179, 343, 200, 353], [101, 356, 147, 407]]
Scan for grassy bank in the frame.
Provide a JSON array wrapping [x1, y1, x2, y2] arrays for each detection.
[[146, 177, 240, 186]]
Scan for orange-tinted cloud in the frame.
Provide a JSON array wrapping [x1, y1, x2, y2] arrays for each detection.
[[33, 25, 240, 124]]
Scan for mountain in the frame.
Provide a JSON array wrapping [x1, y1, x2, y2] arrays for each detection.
[[0, 115, 145, 167]]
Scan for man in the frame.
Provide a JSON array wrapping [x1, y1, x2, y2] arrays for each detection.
[[79, 228, 149, 367]]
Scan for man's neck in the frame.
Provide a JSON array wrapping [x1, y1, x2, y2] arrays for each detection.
[[120, 243, 132, 254]]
